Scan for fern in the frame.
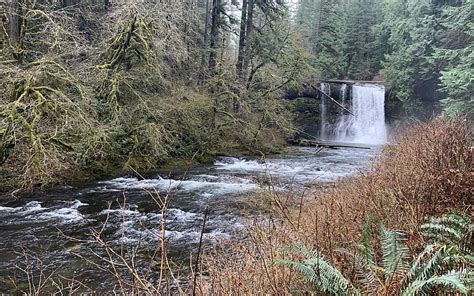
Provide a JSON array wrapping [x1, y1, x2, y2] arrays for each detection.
[[356, 213, 376, 267], [421, 213, 471, 247], [407, 243, 438, 280], [409, 244, 451, 287], [402, 270, 470, 296], [337, 248, 378, 294], [277, 245, 360, 295], [380, 224, 410, 281], [276, 214, 472, 295]]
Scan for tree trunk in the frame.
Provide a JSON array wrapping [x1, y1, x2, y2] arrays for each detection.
[[243, 0, 254, 87], [200, 0, 210, 71], [313, 0, 324, 54], [4, 0, 20, 45], [236, 0, 248, 79], [208, 0, 220, 74]]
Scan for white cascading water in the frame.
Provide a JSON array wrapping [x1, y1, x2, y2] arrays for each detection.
[[334, 83, 352, 140], [320, 83, 330, 140], [339, 83, 348, 114], [334, 83, 387, 145]]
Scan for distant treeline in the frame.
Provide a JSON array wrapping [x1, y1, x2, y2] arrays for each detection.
[[296, 0, 473, 118], [0, 0, 472, 190]]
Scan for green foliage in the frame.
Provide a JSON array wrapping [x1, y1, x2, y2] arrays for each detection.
[[421, 213, 471, 247], [380, 0, 439, 115], [277, 213, 473, 295], [402, 270, 470, 296], [432, 1, 474, 117], [371, 0, 472, 116], [0, 1, 298, 190], [295, 0, 346, 78], [276, 245, 359, 295], [357, 214, 376, 266], [380, 224, 411, 280], [344, 0, 384, 80], [295, 0, 472, 117], [0, 59, 97, 188]]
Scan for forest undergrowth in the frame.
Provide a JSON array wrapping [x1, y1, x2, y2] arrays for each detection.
[[0, 1, 300, 193]]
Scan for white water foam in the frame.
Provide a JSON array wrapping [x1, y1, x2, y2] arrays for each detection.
[[99, 207, 197, 222], [98, 206, 240, 245], [0, 200, 86, 224], [36, 208, 84, 223], [214, 158, 263, 171], [0, 201, 45, 214], [334, 84, 387, 145], [98, 176, 259, 196], [214, 151, 372, 183]]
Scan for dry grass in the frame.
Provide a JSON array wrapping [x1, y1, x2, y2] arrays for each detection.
[[199, 116, 473, 295]]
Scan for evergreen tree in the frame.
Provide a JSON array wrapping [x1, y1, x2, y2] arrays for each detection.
[[344, 0, 383, 80], [433, 0, 473, 117], [380, 0, 440, 116], [315, 0, 346, 78], [294, 0, 346, 78]]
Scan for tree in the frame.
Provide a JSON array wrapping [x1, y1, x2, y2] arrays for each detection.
[[295, 0, 346, 79], [432, 0, 474, 117], [236, 0, 249, 80], [3, 0, 20, 44], [208, 0, 222, 73], [380, 0, 440, 116], [344, 0, 383, 80]]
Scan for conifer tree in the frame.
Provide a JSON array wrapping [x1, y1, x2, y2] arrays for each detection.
[[316, 0, 346, 78], [433, 0, 473, 117]]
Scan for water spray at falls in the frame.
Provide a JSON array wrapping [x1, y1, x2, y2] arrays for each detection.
[[319, 82, 387, 145], [319, 83, 330, 140], [334, 83, 386, 145], [339, 84, 348, 114]]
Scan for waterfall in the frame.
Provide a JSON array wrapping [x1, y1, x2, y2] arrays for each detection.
[[334, 83, 387, 145], [339, 84, 348, 114], [334, 84, 352, 140], [320, 83, 330, 140]]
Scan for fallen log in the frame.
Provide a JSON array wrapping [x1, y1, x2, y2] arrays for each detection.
[[289, 139, 372, 150], [318, 79, 384, 84], [307, 84, 354, 116]]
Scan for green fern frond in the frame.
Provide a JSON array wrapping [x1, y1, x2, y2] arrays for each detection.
[[427, 214, 470, 230], [277, 215, 472, 296], [421, 213, 471, 246], [380, 224, 410, 281], [277, 246, 360, 295], [304, 256, 353, 295], [357, 213, 376, 266], [410, 244, 448, 284], [402, 244, 451, 293], [337, 248, 378, 294], [407, 243, 438, 280], [422, 223, 464, 242], [402, 270, 470, 296], [276, 259, 319, 284]]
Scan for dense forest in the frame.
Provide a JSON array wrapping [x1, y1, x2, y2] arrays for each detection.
[[0, 0, 472, 294], [1, 0, 472, 190]]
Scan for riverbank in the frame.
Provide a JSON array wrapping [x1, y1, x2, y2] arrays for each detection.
[[200, 117, 473, 294], [0, 142, 377, 293], [1, 117, 471, 294], [0, 139, 291, 196]]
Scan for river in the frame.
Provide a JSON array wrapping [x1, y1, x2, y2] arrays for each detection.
[[0, 146, 377, 292]]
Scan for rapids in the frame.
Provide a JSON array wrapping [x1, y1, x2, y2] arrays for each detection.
[[0, 146, 377, 292]]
